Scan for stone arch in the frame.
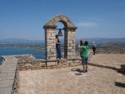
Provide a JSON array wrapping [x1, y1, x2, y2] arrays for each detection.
[[44, 14, 76, 29], [43, 14, 77, 60]]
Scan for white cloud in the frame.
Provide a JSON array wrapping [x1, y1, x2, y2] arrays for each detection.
[[77, 22, 98, 27]]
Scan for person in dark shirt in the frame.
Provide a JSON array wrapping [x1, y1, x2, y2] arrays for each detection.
[[55, 35, 62, 60], [92, 41, 96, 55]]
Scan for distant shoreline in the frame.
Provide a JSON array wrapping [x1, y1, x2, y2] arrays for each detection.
[[0, 48, 45, 59], [0, 43, 45, 51]]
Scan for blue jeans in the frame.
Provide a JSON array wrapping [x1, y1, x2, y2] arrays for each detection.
[[56, 44, 62, 59]]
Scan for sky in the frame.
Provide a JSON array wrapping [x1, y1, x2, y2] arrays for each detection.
[[0, 0, 125, 40]]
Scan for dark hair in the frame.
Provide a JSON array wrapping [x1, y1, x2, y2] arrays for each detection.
[[80, 40, 83, 46], [84, 41, 88, 46], [55, 35, 58, 38]]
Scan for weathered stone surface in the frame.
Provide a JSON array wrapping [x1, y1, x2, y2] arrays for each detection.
[[44, 15, 77, 60], [44, 15, 76, 28]]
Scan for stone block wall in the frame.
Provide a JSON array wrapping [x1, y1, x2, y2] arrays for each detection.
[[67, 30, 76, 59], [45, 29, 56, 60], [43, 15, 77, 60]]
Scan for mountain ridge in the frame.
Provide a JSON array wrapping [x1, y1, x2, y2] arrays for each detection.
[[0, 38, 125, 44], [0, 38, 44, 44]]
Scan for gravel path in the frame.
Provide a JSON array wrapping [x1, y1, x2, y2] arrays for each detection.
[[18, 54, 125, 94]]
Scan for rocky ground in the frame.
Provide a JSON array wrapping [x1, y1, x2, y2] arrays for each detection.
[[18, 54, 125, 94]]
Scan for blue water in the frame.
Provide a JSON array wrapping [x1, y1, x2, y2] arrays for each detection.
[[0, 48, 45, 59]]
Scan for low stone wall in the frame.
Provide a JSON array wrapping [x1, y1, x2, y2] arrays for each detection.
[[18, 59, 82, 70], [16, 55, 82, 70]]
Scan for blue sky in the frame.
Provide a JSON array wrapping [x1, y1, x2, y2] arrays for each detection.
[[0, 0, 125, 40]]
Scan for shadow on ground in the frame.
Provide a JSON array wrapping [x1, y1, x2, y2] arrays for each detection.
[[71, 68, 84, 76], [88, 63, 125, 75], [115, 82, 125, 88], [88, 63, 119, 71], [71, 68, 82, 72], [117, 64, 125, 75], [115, 64, 125, 88], [88, 63, 125, 88], [71, 63, 125, 76]]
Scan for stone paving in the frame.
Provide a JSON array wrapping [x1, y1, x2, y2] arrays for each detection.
[[18, 54, 125, 94], [0, 56, 18, 94]]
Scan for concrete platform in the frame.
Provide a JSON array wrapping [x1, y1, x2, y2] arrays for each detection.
[[0, 56, 18, 94]]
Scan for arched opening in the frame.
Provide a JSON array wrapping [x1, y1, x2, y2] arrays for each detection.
[[43, 14, 77, 60], [55, 22, 65, 58]]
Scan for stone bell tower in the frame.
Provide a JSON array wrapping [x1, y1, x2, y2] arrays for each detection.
[[43, 14, 77, 60]]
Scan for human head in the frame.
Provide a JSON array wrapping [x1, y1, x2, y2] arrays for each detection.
[[84, 41, 88, 46], [55, 35, 58, 38], [80, 40, 84, 46]]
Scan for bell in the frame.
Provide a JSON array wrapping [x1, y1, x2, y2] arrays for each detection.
[[58, 29, 63, 36]]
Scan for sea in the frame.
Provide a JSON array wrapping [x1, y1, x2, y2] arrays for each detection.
[[0, 48, 45, 59]]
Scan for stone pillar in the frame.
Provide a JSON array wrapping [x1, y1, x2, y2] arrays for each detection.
[[44, 26, 56, 60], [67, 27, 76, 59], [64, 28, 68, 58]]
